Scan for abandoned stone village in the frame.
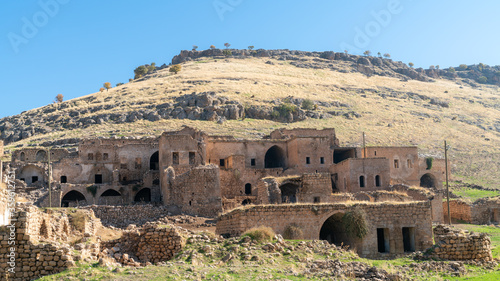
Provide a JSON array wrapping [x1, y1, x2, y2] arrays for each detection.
[[0, 127, 497, 279]]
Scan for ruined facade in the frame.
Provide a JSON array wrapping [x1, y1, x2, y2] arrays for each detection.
[[9, 127, 446, 217]]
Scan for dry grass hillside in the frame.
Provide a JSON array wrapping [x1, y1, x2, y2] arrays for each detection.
[[2, 54, 499, 187]]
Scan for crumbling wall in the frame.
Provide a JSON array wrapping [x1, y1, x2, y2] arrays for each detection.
[[471, 197, 500, 224], [426, 225, 493, 261], [84, 205, 171, 228], [443, 200, 472, 223]]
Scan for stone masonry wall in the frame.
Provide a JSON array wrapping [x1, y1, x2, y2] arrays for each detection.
[[217, 202, 433, 258], [443, 200, 472, 223], [426, 225, 493, 261], [83, 205, 170, 228]]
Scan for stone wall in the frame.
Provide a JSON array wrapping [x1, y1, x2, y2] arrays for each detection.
[[216, 202, 433, 258], [83, 205, 170, 228], [444, 197, 500, 225], [443, 200, 472, 223], [426, 225, 493, 261], [101, 223, 185, 265]]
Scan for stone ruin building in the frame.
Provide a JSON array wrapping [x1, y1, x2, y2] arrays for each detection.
[[1, 127, 459, 258]]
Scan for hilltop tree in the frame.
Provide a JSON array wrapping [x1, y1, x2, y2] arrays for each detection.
[[344, 50, 349, 55], [383, 53, 391, 59], [170, 64, 182, 74], [448, 67, 456, 73], [99, 87, 105, 93], [363, 50, 371, 56], [210, 45, 216, 50], [408, 62, 414, 68], [459, 64, 468, 70], [436, 65, 440, 70], [134, 65, 148, 79], [429, 65, 435, 70], [224, 43, 231, 49], [192, 45, 198, 51], [377, 52, 382, 58], [55, 94, 64, 103], [103, 82, 112, 91], [147, 62, 156, 73], [248, 46, 254, 50]]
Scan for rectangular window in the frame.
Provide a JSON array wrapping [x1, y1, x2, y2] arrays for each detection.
[[377, 228, 390, 253], [407, 159, 413, 168], [103, 153, 109, 160], [60, 176, 67, 183], [375, 175, 381, 187], [172, 152, 179, 165], [394, 159, 399, 169], [374, 150, 377, 156], [219, 159, 225, 167], [359, 176, 365, 188], [88, 153, 94, 160], [313, 197, 321, 203], [32, 176, 38, 183], [320, 157, 325, 164], [251, 158, 256, 166], [306, 157, 310, 164], [95, 174, 103, 184], [402, 227, 416, 252], [189, 152, 196, 165], [120, 163, 127, 169]]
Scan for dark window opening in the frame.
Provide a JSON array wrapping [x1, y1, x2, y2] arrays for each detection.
[[377, 228, 390, 253], [251, 158, 256, 166], [20, 152, 25, 161], [20, 178, 25, 182], [245, 183, 252, 195], [333, 148, 356, 164], [150, 151, 159, 170], [320, 157, 325, 164], [264, 146, 286, 169], [402, 227, 415, 252], [95, 174, 103, 184], [374, 151, 377, 156], [331, 174, 338, 193], [219, 159, 225, 167], [32, 176, 39, 183], [103, 153, 109, 160], [314, 197, 320, 203], [189, 152, 196, 165], [61, 176, 67, 183], [280, 183, 299, 203], [359, 176, 365, 188], [394, 159, 399, 168], [88, 153, 94, 161], [306, 157, 310, 164], [172, 152, 179, 165], [242, 199, 251, 205], [189, 201, 192, 206], [153, 179, 160, 185], [375, 175, 381, 187]]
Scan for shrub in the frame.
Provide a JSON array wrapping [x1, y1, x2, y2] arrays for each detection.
[[477, 76, 488, 84], [192, 45, 198, 51], [223, 49, 232, 57], [210, 45, 216, 49], [301, 99, 315, 110], [55, 94, 64, 103], [99, 87, 105, 93], [426, 157, 433, 170], [448, 67, 456, 73], [408, 62, 414, 68], [68, 210, 87, 233], [86, 185, 99, 197], [147, 62, 156, 73], [383, 53, 391, 59], [170, 64, 182, 74], [103, 82, 112, 91], [283, 224, 303, 240], [459, 64, 468, 70], [342, 207, 369, 239], [134, 65, 148, 79], [242, 226, 275, 242], [274, 102, 297, 119]]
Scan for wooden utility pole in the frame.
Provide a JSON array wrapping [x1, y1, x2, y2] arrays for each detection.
[[47, 148, 52, 208], [445, 140, 451, 225]]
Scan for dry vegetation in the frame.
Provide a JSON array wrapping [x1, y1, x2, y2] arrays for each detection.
[[6, 56, 500, 187]]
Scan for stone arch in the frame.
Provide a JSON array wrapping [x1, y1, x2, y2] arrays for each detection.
[[135, 188, 151, 202], [36, 150, 47, 162], [319, 212, 356, 248], [99, 189, 122, 205], [101, 189, 121, 197], [420, 173, 437, 188], [280, 182, 299, 203], [20, 152, 25, 161], [245, 183, 252, 195], [150, 151, 159, 170], [61, 190, 87, 207], [264, 145, 286, 169], [242, 199, 251, 205]]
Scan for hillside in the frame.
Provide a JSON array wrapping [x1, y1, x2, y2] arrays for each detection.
[[0, 50, 499, 187]]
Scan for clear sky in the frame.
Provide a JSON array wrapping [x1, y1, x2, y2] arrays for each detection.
[[1, 0, 499, 118]]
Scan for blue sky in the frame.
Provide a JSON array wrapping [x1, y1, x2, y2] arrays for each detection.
[[1, 0, 499, 118]]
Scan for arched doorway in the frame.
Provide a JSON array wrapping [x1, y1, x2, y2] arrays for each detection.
[[61, 190, 86, 207], [280, 183, 299, 203], [264, 146, 286, 169], [245, 183, 252, 195], [420, 173, 436, 188], [36, 150, 47, 162], [135, 188, 151, 202], [101, 189, 121, 197], [319, 212, 354, 248], [99, 189, 122, 205], [150, 151, 159, 170]]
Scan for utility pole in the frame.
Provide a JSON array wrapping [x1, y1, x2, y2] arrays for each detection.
[[445, 140, 451, 225], [363, 132, 366, 158], [47, 148, 52, 208]]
